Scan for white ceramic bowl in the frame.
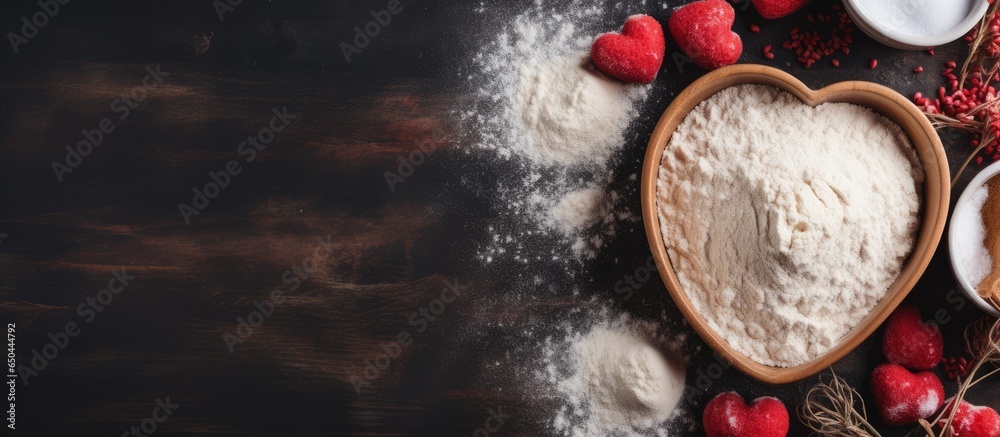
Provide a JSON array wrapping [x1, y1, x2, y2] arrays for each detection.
[[843, 0, 989, 50], [949, 161, 1000, 318]]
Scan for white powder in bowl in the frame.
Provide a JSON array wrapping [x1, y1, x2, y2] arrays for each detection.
[[855, 0, 975, 38], [656, 84, 923, 367], [954, 185, 992, 288]]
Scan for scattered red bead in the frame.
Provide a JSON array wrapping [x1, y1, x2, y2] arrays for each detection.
[[914, 56, 1000, 164], [831, 59, 840, 67], [927, 48, 935, 55], [914, 66, 924, 73], [762, 44, 774, 59], [750, 24, 761, 33], [777, 4, 855, 68], [944, 356, 972, 380]]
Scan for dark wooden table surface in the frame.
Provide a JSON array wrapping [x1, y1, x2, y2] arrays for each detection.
[[1, 0, 998, 435]]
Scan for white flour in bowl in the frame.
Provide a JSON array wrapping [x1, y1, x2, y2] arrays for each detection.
[[656, 84, 923, 367]]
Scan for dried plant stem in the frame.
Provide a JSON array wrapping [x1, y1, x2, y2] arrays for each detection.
[[917, 419, 935, 436], [800, 370, 882, 437], [952, 123, 995, 186], [934, 0, 1000, 182], [970, 364, 1000, 386], [921, 318, 1000, 437], [959, 0, 999, 86]]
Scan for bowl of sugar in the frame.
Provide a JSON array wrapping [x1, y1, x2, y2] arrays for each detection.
[[949, 162, 1000, 318], [842, 0, 989, 50]]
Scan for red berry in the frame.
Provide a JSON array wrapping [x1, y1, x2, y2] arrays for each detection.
[[591, 15, 666, 83]]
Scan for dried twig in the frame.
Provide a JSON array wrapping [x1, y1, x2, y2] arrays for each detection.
[[800, 370, 882, 437], [960, 0, 1000, 87], [922, 317, 1000, 436], [925, 0, 1000, 183]]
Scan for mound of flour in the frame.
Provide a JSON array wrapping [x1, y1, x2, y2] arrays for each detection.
[[539, 311, 690, 437], [656, 84, 922, 367], [462, 1, 651, 263], [512, 56, 634, 166], [469, 4, 647, 168]]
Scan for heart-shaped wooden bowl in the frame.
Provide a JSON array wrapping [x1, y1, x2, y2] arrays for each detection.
[[640, 64, 950, 384]]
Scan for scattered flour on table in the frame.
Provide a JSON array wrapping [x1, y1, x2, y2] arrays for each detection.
[[538, 310, 691, 437], [656, 84, 922, 367], [954, 185, 991, 288], [459, 1, 651, 264], [547, 186, 607, 235]]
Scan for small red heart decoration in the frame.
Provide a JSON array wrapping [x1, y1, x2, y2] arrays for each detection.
[[750, 0, 810, 19], [703, 392, 789, 437], [871, 363, 945, 426], [668, 0, 742, 70], [882, 305, 944, 370], [591, 15, 665, 83], [941, 399, 1000, 437]]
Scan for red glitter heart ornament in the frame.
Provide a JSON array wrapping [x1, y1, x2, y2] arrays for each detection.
[[703, 392, 789, 437], [668, 0, 742, 70], [591, 15, 665, 83], [751, 0, 809, 19], [882, 305, 944, 371], [941, 400, 1000, 437], [871, 363, 944, 426]]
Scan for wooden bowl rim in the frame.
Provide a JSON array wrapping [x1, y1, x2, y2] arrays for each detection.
[[640, 63, 950, 384]]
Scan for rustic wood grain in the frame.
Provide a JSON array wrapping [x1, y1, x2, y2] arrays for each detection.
[[0, 0, 997, 436]]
